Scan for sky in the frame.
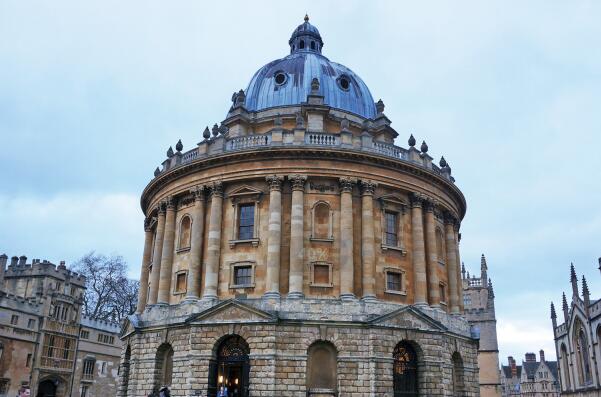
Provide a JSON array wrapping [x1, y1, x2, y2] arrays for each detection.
[[1, 1, 600, 364]]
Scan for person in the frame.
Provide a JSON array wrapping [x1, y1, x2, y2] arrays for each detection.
[[147, 386, 159, 397], [159, 386, 171, 397]]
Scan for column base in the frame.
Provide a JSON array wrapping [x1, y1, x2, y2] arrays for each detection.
[[201, 294, 218, 303], [340, 293, 356, 302], [263, 291, 281, 300], [182, 296, 200, 304], [413, 301, 429, 308], [287, 292, 304, 299], [361, 294, 378, 304], [154, 302, 169, 307]]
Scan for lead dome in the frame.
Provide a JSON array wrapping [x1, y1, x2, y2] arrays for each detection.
[[242, 16, 377, 119]]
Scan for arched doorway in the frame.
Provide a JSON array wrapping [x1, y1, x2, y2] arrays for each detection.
[[208, 335, 250, 397], [36, 380, 57, 397], [451, 352, 466, 396], [306, 341, 338, 396], [393, 341, 418, 397]]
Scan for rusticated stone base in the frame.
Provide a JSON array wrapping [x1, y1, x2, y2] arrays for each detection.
[[119, 298, 480, 397]]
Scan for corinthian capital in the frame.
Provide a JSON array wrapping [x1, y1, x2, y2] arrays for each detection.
[[288, 174, 307, 191], [266, 175, 284, 191], [339, 177, 356, 193], [190, 185, 205, 201], [163, 196, 175, 210], [209, 181, 224, 198], [443, 210, 457, 226], [409, 192, 425, 208], [144, 217, 153, 232], [360, 180, 377, 196]]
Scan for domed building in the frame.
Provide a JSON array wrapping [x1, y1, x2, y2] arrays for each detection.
[[119, 16, 479, 397]]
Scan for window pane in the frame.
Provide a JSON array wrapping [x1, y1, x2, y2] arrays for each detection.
[[234, 266, 252, 285], [239, 204, 255, 240], [385, 212, 398, 246], [387, 272, 402, 291]]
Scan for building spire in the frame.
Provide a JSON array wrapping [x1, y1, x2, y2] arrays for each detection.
[[570, 263, 579, 298], [582, 275, 590, 308], [304, 13, 309, 22], [481, 254, 488, 284], [550, 302, 556, 319], [562, 292, 569, 323], [462, 262, 466, 279]]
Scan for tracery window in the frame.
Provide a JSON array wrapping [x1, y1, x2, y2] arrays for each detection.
[[575, 327, 592, 385], [393, 341, 418, 396]]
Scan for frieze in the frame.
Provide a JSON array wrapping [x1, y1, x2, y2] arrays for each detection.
[[308, 182, 336, 193]]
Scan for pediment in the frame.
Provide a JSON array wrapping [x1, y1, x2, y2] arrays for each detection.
[[228, 185, 264, 198], [377, 194, 408, 209], [187, 300, 276, 324], [369, 306, 446, 332]]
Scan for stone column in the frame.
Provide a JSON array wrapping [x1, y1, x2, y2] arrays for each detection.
[[185, 186, 205, 301], [147, 204, 165, 305], [135, 219, 154, 313], [339, 177, 356, 300], [424, 199, 440, 307], [203, 182, 223, 301], [360, 180, 377, 302], [455, 223, 464, 312], [444, 212, 460, 313], [288, 174, 306, 298], [265, 175, 284, 299], [158, 197, 176, 305], [410, 193, 427, 305]]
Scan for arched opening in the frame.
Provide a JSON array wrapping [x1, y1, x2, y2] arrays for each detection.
[[561, 343, 571, 390], [208, 335, 250, 397], [36, 380, 57, 397], [312, 201, 332, 240], [121, 345, 131, 396], [310, 41, 316, 50], [179, 215, 192, 249], [306, 341, 337, 396], [299, 40, 305, 49], [452, 352, 466, 396], [393, 341, 418, 397], [575, 326, 592, 385], [435, 228, 445, 262], [154, 343, 174, 390]]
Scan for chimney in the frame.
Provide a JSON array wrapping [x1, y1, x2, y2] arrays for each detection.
[[0, 254, 7, 288], [539, 350, 545, 363], [525, 352, 536, 362], [58, 261, 66, 270], [18, 255, 27, 265], [509, 357, 517, 377], [10, 256, 18, 266]]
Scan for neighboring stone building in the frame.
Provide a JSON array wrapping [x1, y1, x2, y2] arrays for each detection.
[[0, 254, 120, 397], [120, 16, 480, 397], [499, 352, 560, 396], [550, 259, 601, 396], [463, 255, 502, 397]]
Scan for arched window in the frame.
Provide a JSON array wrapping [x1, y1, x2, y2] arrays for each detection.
[[306, 341, 337, 395], [575, 327, 592, 385], [560, 343, 571, 390], [452, 352, 466, 396], [208, 335, 250, 397], [155, 343, 174, 389], [311, 201, 332, 241], [310, 41, 316, 50], [299, 40, 305, 49], [179, 215, 192, 250], [435, 228, 445, 263], [393, 341, 418, 396]]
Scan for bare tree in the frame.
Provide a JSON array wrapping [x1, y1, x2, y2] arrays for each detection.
[[72, 252, 139, 323]]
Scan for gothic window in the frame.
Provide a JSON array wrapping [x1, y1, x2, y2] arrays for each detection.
[[306, 341, 337, 395], [393, 341, 418, 396], [435, 228, 445, 264], [174, 271, 187, 294], [452, 352, 466, 396], [310, 262, 333, 287], [155, 343, 174, 388], [385, 268, 406, 295], [311, 201, 333, 241], [230, 262, 256, 289], [575, 326, 592, 385], [82, 358, 95, 380], [178, 215, 192, 250]]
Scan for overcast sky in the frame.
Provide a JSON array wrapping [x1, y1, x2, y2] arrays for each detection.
[[1, 1, 600, 363]]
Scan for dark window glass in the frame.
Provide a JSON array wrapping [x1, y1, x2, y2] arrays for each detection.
[[238, 204, 255, 240], [387, 272, 402, 291], [393, 342, 418, 396], [440, 284, 446, 302], [300, 40, 305, 49], [310, 41, 316, 50], [385, 212, 398, 246], [234, 266, 252, 286]]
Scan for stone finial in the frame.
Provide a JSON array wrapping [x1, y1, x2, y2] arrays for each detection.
[[232, 89, 246, 107], [154, 167, 160, 177], [570, 263, 579, 298], [274, 114, 283, 126], [466, 271, 470, 279], [481, 254, 488, 271], [408, 134, 416, 147], [420, 140, 429, 153], [212, 124, 219, 137], [203, 126, 211, 140], [304, 13, 309, 22], [488, 278, 495, 299], [167, 146, 174, 158], [550, 302, 557, 319], [219, 125, 228, 136], [582, 275, 590, 303], [562, 292, 569, 322], [598, 257, 601, 274], [439, 156, 447, 168], [461, 263, 466, 279], [375, 99, 385, 114], [175, 139, 183, 152], [295, 112, 304, 128], [340, 117, 350, 132], [311, 77, 320, 94]]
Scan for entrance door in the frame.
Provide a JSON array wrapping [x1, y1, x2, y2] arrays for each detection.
[[36, 380, 57, 397], [393, 342, 418, 397], [209, 335, 250, 397]]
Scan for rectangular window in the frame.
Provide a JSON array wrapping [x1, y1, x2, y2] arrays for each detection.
[[27, 319, 35, 329], [81, 385, 89, 397], [440, 283, 446, 303], [47, 335, 55, 358], [386, 272, 402, 292], [234, 266, 252, 286], [82, 359, 95, 380], [175, 272, 187, 293], [238, 203, 255, 240], [313, 264, 330, 285], [0, 379, 9, 395], [80, 329, 89, 339], [384, 212, 398, 246], [26, 353, 32, 368], [101, 362, 107, 374], [10, 315, 18, 325]]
